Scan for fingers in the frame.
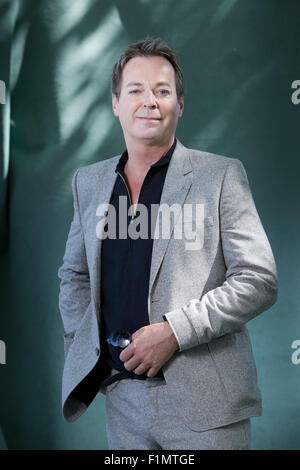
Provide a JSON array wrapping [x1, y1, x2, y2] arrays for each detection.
[[119, 342, 136, 362], [122, 349, 152, 374], [146, 367, 158, 378], [124, 355, 144, 373]]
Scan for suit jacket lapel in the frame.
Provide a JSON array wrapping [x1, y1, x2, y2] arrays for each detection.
[[148, 140, 193, 303]]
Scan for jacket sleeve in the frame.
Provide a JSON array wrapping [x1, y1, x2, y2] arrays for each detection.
[[164, 159, 278, 352], [57, 168, 91, 353]]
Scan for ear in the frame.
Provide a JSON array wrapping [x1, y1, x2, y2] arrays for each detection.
[[178, 98, 184, 117], [112, 94, 119, 116]]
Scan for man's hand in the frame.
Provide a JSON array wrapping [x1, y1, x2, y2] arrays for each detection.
[[119, 322, 179, 377]]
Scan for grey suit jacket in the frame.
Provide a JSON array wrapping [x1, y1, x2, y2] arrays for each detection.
[[57, 139, 278, 430]]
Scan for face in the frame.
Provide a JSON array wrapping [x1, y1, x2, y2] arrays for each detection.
[[112, 56, 184, 146]]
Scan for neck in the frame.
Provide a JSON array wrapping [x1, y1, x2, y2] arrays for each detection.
[[123, 136, 175, 179]]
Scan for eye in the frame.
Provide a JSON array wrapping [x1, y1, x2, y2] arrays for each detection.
[[158, 89, 170, 95], [129, 89, 140, 94]]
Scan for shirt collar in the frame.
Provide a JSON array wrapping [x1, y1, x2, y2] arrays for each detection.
[[115, 138, 177, 174]]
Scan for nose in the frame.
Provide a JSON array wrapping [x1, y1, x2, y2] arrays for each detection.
[[143, 89, 157, 109]]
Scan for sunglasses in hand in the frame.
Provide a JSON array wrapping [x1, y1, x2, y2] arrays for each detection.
[[107, 330, 131, 349]]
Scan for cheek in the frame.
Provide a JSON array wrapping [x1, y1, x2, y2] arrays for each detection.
[[162, 101, 178, 116], [125, 101, 141, 116], [119, 106, 133, 121], [164, 109, 178, 122]]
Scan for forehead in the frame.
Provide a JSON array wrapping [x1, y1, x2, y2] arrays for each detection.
[[121, 56, 176, 86]]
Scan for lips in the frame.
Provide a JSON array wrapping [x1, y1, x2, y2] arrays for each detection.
[[137, 117, 161, 120]]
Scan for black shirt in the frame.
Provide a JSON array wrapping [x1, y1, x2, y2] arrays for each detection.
[[100, 138, 177, 378]]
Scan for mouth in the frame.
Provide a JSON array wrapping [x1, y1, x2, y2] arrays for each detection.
[[137, 117, 162, 121]]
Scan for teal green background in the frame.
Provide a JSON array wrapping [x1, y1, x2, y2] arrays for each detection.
[[0, 0, 299, 450]]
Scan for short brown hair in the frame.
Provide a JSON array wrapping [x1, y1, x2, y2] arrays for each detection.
[[111, 36, 185, 101]]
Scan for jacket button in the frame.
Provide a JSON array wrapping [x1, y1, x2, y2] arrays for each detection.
[[95, 347, 100, 356]]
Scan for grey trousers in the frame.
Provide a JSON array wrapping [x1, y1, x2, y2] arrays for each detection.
[[104, 368, 251, 450]]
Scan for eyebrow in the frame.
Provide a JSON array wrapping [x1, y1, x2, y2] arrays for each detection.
[[126, 81, 171, 88]]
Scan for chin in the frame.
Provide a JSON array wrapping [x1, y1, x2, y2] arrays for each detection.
[[134, 130, 162, 140], [140, 134, 164, 142]]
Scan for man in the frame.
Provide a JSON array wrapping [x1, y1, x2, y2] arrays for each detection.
[[57, 37, 278, 450]]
